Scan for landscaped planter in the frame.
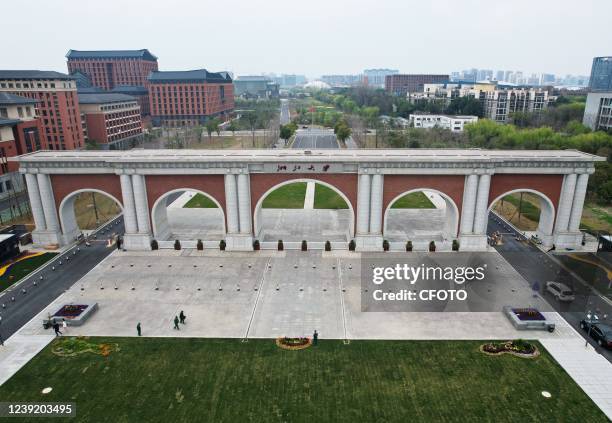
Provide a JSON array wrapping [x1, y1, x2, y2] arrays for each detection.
[[480, 339, 540, 358], [43, 302, 98, 327], [503, 306, 555, 332], [276, 337, 312, 350]]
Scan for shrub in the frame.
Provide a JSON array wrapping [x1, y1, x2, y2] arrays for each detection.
[[174, 239, 181, 250], [382, 239, 390, 251], [429, 241, 436, 252], [219, 240, 226, 251], [301, 240, 308, 251], [406, 240, 413, 252], [348, 239, 356, 251], [150, 239, 158, 250], [277, 240, 284, 251], [325, 240, 331, 251], [253, 240, 260, 250], [196, 239, 204, 251], [452, 239, 459, 251]]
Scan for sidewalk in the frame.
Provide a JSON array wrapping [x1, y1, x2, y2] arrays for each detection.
[[0, 333, 54, 386]]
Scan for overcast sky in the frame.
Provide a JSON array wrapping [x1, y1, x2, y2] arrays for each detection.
[[3, 0, 610, 78]]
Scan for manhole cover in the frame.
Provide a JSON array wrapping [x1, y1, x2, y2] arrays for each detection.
[[541, 391, 551, 398], [42, 387, 53, 394]]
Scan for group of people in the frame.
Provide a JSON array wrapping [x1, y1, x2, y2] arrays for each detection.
[[53, 319, 68, 336], [489, 231, 503, 246], [135, 311, 187, 336]]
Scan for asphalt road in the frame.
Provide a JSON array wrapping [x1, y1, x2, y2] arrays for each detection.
[[487, 214, 612, 362], [280, 99, 290, 125], [0, 217, 125, 341], [292, 129, 338, 149]]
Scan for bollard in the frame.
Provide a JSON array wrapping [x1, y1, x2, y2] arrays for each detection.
[[236, 285, 240, 291], [22, 288, 26, 294], [40, 275, 43, 280], [115, 284, 119, 290], [248, 264, 252, 268], [155, 285, 159, 291], [219, 264, 223, 268], [59, 261, 62, 266], [275, 285, 279, 291], [81, 284, 84, 291], [175, 285, 179, 291], [197, 287, 201, 291], [348, 264, 352, 270], [218, 283, 222, 291], [312, 265, 316, 269], [1, 304, 5, 309], [73, 250, 76, 255], [100, 284, 104, 290], [131, 283, 135, 291], [33, 281, 37, 286], [77, 247, 80, 252], [294, 264, 298, 269], [11, 296, 15, 302], [299, 287, 303, 291]]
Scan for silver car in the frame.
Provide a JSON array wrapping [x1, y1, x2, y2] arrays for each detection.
[[545, 281, 575, 302]]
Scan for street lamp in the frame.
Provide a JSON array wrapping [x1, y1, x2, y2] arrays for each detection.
[[585, 311, 599, 347]]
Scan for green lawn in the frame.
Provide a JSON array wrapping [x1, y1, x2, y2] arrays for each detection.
[[0, 338, 605, 423], [0, 253, 57, 293], [314, 184, 348, 209], [183, 193, 218, 208], [261, 182, 306, 208], [391, 191, 436, 209], [501, 194, 542, 222]]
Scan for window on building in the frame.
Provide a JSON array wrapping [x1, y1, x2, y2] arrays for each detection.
[[17, 107, 24, 118], [0, 108, 7, 118]]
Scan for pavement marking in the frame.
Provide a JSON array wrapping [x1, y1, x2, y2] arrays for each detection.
[[243, 257, 272, 340], [337, 258, 349, 341]]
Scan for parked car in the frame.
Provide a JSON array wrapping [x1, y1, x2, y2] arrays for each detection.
[[545, 281, 575, 302], [580, 320, 612, 349]]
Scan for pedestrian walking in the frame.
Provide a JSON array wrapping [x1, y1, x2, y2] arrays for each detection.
[[62, 319, 67, 333], [313, 329, 318, 346], [137, 322, 142, 336], [173, 316, 180, 330], [179, 311, 186, 324], [53, 322, 62, 336]]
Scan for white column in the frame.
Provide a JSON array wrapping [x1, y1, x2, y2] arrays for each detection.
[[369, 174, 384, 234], [568, 173, 589, 232], [224, 174, 239, 234], [472, 174, 491, 234], [36, 173, 59, 232], [237, 173, 252, 234], [356, 174, 371, 234], [119, 174, 138, 234], [554, 173, 577, 233], [25, 173, 46, 232], [131, 174, 150, 234], [460, 174, 478, 234]]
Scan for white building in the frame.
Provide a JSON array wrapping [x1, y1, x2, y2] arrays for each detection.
[[583, 92, 612, 131], [409, 114, 478, 132]]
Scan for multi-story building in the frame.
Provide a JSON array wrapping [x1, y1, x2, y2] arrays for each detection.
[[66, 49, 158, 90], [0, 70, 84, 150], [363, 69, 398, 88], [148, 69, 234, 127], [385, 74, 449, 96], [588, 56, 612, 92], [583, 92, 612, 131], [78, 93, 143, 150], [409, 114, 478, 132], [0, 93, 45, 197], [66, 49, 158, 116], [320, 74, 363, 87], [234, 76, 279, 98]]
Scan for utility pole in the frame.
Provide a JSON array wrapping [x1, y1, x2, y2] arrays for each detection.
[[518, 192, 524, 223], [91, 192, 100, 226]]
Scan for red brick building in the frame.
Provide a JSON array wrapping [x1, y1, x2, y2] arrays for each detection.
[[66, 49, 158, 90], [0, 70, 84, 150], [0, 93, 45, 197], [385, 74, 449, 96], [148, 69, 234, 127], [78, 93, 143, 150]]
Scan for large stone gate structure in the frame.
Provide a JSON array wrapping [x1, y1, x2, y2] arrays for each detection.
[[13, 149, 604, 251]]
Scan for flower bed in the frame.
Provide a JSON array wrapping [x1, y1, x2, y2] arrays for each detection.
[[54, 304, 89, 318], [511, 308, 546, 321], [276, 337, 312, 350], [51, 337, 120, 357], [480, 340, 539, 358]]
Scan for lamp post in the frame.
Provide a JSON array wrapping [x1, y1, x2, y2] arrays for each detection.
[[585, 311, 599, 348]]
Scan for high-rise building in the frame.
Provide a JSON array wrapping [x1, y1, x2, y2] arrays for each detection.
[[363, 69, 398, 88], [588, 56, 612, 91], [148, 69, 234, 127], [583, 92, 612, 131], [385, 74, 449, 96], [0, 70, 84, 150]]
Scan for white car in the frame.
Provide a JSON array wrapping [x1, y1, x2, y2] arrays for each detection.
[[545, 281, 575, 302]]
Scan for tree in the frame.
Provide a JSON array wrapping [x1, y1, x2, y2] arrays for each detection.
[[205, 118, 220, 142], [227, 120, 238, 136], [446, 96, 483, 117], [279, 124, 294, 144], [335, 123, 352, 144], [243, 111, 258, 147], [193, 125, 204, 143]]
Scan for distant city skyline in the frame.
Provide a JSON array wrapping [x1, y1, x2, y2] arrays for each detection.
[[2, 0, 610, 79]]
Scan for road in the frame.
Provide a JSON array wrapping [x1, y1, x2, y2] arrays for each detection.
[[0, 217, 125, 341], [487, 214, 612, 362], [292, 129, 339, 149], [280, 99, 290, 125]]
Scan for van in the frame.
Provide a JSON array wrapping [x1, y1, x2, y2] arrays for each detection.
[[545, 281, 575, 302]]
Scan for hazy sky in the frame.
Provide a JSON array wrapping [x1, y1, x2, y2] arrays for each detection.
[[3, 0, 610, 78]]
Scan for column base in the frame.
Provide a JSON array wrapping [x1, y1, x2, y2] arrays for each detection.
[[32, 230, 63, 248], [123, 233, 152, 251], [553, 232, 584, 249], [355, 235, 383, 252], [225, 234, 254, 251], [458, 234, 488, 251]]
